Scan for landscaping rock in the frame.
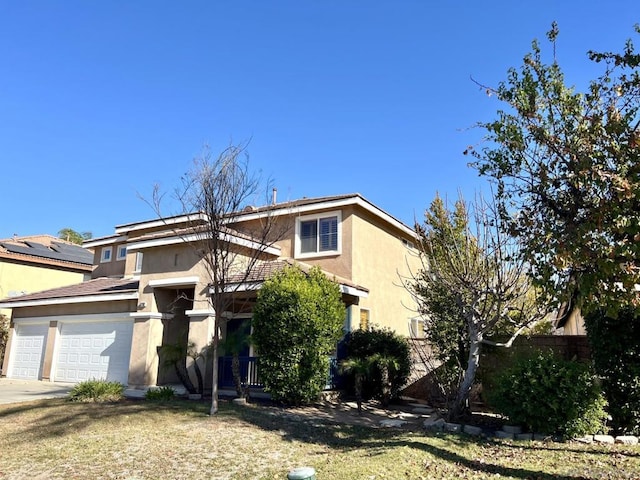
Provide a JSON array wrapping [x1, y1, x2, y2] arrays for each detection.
[[615, 436, 639, 445], [494, 430, 514, 440], [593, 435, 615, 444], [395, 412, 419, 419], [380, 419, 408, 428], [502, 425, 522, 434], [412, 407, 434, 415], [232, 397, 248, 406], [424, 418, 445, 431], [444, 422, 462, 433], [573, 435, 594, 443], [463, 425, 483, 436]]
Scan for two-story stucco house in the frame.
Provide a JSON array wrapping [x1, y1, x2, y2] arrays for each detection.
[[0, 194, 420, 391]]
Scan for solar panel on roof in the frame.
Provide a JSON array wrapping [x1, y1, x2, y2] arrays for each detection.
[[0, 242, 92, 265], [24, 241, 49, 250]]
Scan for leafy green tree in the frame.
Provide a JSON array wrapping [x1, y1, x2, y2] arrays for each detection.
[[340, 327, 411, 403], [468, 23, 640, 316], [489, 350, 608, 439], [585, 307, 640, 435], [340, 356, 375, 413], [0, 314, 8, 368], [58, 228, 92, 245], [252, 265, 345, 405], [411, 195, 549, 420]]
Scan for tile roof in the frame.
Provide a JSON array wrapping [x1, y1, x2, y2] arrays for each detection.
[[0, 277, 139, 304], [227, 258, 369, 293]]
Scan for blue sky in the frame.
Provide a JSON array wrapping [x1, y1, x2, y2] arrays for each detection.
[[1, 1, 637, 240]]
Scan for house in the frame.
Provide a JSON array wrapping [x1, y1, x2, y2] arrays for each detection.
[[0, 194, 421, 390], [0, 235, 93, 319]]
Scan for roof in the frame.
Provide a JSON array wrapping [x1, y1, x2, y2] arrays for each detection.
[[235, 193, 417, 238], [0, 277, 139, 306], [112, 193, 416, 240], [226, 258, 369, 294], [0, 235, 93, 271]]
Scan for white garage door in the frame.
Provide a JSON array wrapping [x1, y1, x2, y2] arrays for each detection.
[[54, 321, 133, 385], [9, 323, 48, 380]]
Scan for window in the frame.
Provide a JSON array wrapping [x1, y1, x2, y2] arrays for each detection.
[[410, 317, 425, 338], [295, 211, 341, 258], [134, 252, 144, 273], [100, 246, 112, 263], [359, 309, 370, 331], [116, 245, 127, 261]]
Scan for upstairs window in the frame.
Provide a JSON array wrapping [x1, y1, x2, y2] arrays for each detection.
[[116, 245, 127, 261], [100, 246, 112, 263], [134, 252, 144, 273], [295, 211, 341, 258]]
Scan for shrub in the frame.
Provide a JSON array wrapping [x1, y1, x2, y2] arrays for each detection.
[[585, 307, 640, 435], [340, 327, 411, 402], [68, 379, 125, 403], [0, 314, 8, 368], [145, 386, 176, 402], [488, 351, 608, 439], [252, 265, 346, 405]]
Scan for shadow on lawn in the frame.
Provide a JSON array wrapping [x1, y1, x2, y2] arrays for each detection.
[[228, 403, 638, 480], [0, 398, 177, 442]]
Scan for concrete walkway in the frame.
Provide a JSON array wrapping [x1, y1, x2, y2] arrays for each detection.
[[0, 378, 73, 405]]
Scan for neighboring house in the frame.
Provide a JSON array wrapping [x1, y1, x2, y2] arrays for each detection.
[[0, 235, 93, 319], [0, 194, 421, 390]]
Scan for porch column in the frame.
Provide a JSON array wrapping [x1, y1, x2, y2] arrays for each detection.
[[127, 313, 168, 388], [185, 310, 215, 389], [40, 320, 58, 381]]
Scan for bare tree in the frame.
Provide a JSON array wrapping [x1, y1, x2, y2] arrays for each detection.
[[153, 142, 286, 414], [410, 194, 551, 420]]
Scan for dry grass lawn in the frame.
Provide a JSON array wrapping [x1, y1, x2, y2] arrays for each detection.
[[0, 398, 638, 479]]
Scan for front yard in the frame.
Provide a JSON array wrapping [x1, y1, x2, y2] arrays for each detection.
[[0, 398, 638, 479]]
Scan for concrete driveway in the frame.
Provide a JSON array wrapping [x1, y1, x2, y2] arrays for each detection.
[[0, 378, 73, 405]]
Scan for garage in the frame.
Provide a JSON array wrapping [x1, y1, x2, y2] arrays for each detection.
[[54, 320, 134, 385], [9, 323, 48, 380]]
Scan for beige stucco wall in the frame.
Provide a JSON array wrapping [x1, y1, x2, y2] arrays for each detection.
[[0, 260, 90, 318], [561, 310, 587, 336], [350, 208, 420, 336], [91, 243, 126, 279]]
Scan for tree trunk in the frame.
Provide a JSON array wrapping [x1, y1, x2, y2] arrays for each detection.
[[174, 362, 197, 394], [450, 327, 482, 421], [380, 364, 391, 408], [210, 334, 219, 415], [193, 356, 204, 395], [355, 374, 363, 414]]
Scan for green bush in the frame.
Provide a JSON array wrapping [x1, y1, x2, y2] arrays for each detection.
[[585, 307, 640, 435], [340, 327, 411, 402], [145, 386, 176, 402], [488, 351, 608, 439], [252, 265, 346, 405], [68, 379, 125, 403]]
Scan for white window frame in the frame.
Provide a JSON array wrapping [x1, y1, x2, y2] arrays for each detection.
[[100, 246, 113, 263], [294, 210, 342, 259], [134, 252, 144, 274], [116, 245, 127, 261]]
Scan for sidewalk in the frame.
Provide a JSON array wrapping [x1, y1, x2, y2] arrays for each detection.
[[0, 378, 73, 405]]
